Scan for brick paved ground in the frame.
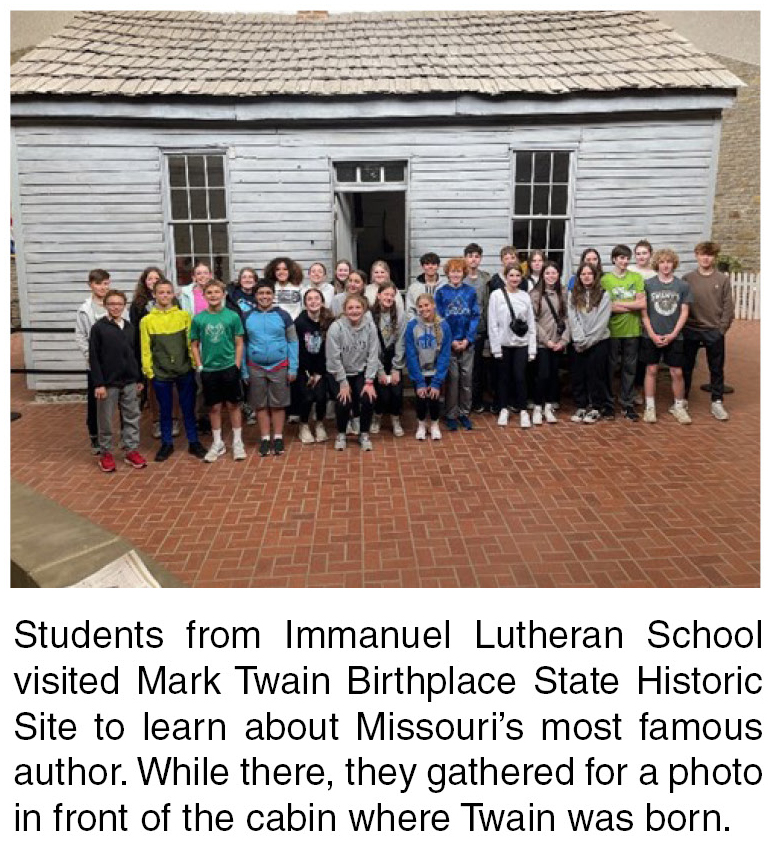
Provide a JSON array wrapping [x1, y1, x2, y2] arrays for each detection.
[[10, 323, 759, 588]]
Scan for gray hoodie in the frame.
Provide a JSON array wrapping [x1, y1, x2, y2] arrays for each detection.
[[568, 290, 611, 351], [326, 315, 380, 384]]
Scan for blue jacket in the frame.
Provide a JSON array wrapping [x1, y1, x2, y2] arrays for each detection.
[[404, 317, 452, 390], [434, 283, 480, 344], [242, 306, 298, 377]]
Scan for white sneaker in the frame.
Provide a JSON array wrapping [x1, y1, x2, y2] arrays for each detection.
[[299, 423, 315, 444], [711, 400, 730, 421], [571, 408, 586, 423], [520, 410, 531, 429], [391, 416, 404, 437], [232, 441, 247, 462], [643, 406, 657, 424], [287, 415, 300, 424], [544, 404, 557, 424], [497, 408, 509, 427], [370, 419, 381, 434], [430, 422, 442, 440], [334, 433, 347, 450], [204, 442, 226, 463], [346, 418, 359, 436], [415, 421, 427, 440], [152, 420, 161, 439], [532, 406, 543, 426], [359, 434, 373, 452], [171, 418, 180, 437], [315, 422, 329, 442], [670, 402, 692, 425]]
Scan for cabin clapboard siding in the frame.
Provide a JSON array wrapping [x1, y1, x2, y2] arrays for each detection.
[[13, 113, 722, 390]]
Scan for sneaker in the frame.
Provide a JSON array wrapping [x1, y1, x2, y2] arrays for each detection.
[[571, 408, 586, 423], [445, 416, 459, 432], [171, 418, 180, 437], [314, 422, 329, 442], [430, 422, 442, 440], [602, 408, 615, 421], [544, 404, 557, 424], [458, 415, 473, 430], [90, 436, 101, 455], [98, 452, 116, 473], [643, 407, 657, 424], [497, 409, 509, 427], [204, 442, 227, 463], [273, 437, 285, 456], [711, 400, 730, 421], [259, 438, 272, 457], [151, 421, 161, 439], [244, 407, 257, 426], [299, 423, 315, 444], [334, 433, 347, 450], [124, 450, 147, 469], [287, 415, 300, 424], [359, 434, 373, 452], [472, 404, 486, 414], [583, 409, 601, 424], [188, 441, 207, 459], [391, 416, 404, 437], [369, 419, 381, 434], [154, 443, 174, 462], [532, 406, 543, 426], [623, 407, 639, 422], [415, 421, 427, 440], [232, 441, 247, 461], [346, 418, 359, 436], [520, 410, 531, 429], [670, 403, 692, 425]]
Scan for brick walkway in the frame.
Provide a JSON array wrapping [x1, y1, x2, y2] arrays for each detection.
[[10, 324, 759, 588]]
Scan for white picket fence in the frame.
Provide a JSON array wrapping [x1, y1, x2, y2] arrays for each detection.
[[731, 272, 760, 320]]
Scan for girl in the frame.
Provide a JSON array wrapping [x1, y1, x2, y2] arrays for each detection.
[[226, 266, 261, 426], [365, 260, 405, 315], [530, 261, 570, 424], [567, 248, 603, 291], [404, 294, 451, 440], [179, 260, 213, 317], [332, 269, 368, 316], [568, 262, 612, 424], [525, 250, 546, 292], [333, 259, 352, 294], [370, 283, 407, 437], [488, 264, 537, 428], [302, 262, 335, 309], [294, 288, 333, 444], [326, 294, 380, 451], [139, 280, 205, 460], [265, 256, 304, 321]]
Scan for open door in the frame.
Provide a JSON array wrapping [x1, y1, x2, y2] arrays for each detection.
[[334, 193, 357, 268]]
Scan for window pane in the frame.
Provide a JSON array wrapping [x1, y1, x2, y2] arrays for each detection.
[[551, 184, 568, 216], [177, 257, 193, 286], [206, 156, 224, 187], [514, 185, 531, 215], [553, 152, 570, 183], [190, 189, 208, 220], [171, 189, 189, 220], [173, 224, 191, 255], [211, 222, 229, 254], [533, 185, 550, 216], [335, 163, 357, 182], [209, 189, 226, 220], [549, 219, 566, 252], [384, 162, 405, 182], [531, 219, 548, 249], [515, 152, 532, 184], [213, 255, 229, 282], [360, 164, 381, 182], [193, 224, 210, 254], [187, 156, 206, 187], [168, 156, 187, 188], [547, 251, 564, 270], [512, 219, 529, 251], [534, 152, 551, 183]]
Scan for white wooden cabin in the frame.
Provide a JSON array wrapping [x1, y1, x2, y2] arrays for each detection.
[[10, 10, 741, 390]]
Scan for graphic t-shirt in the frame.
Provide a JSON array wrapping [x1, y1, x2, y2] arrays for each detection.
[[643, 277, 693, 338], [190, 307, 244, 371], [600, 271, 645, 338], [274, 284, 303, 321]]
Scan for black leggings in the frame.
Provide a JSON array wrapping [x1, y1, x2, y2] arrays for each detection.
[[328, 372, 374, 434], [571, 338, 611, 411], [299, 376, 328, 422], [497, 346, 529, 412], [415, 377, 441, 421], [534, 348, 562, 406]]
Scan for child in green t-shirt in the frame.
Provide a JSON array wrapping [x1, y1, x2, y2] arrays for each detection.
[[190, 280, 246, 462]]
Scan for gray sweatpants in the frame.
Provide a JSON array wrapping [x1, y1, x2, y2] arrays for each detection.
[[97, 384, 141, 453], [444, 345, 475, 418]]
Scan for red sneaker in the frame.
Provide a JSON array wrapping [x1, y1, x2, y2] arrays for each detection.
[[98, 453, 116, 473], [124, 450, 148, 469]]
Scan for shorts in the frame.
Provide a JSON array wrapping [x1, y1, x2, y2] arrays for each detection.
[[639, 337, 684, 368], [247, 362, 290, 409], [201, 365, 243, 406]]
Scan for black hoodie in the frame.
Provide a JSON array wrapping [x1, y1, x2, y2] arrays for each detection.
[[89, 317, 141, 388]]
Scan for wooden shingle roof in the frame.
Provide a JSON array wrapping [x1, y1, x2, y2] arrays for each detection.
[[10, 9, 743, 98]]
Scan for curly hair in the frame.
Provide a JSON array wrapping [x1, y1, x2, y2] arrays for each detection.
[[443, 257, 469, 276], [651, 249, 680, 271], [132, 266, 165, 312], [263, 256, 303, 286]]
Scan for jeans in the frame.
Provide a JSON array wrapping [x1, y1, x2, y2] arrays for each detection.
[[445, 344, 474, 418], [608, 337, 640, 408], [152, 371, 198, 444], [683, 328, 726, 401]]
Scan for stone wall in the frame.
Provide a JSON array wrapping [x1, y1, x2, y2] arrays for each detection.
[[712, 55, 760, 272]]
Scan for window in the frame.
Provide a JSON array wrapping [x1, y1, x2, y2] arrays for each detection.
[[512, 151, 571, 270], [334, 161, 407, 186], [166, 153, 230, 285]]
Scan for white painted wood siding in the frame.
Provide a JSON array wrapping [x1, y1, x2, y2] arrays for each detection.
[[12, 115, 721, 389]]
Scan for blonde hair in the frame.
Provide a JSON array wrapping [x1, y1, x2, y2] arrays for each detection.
[[415, 293, 444, 348], [651, 248, 680, 270], [369, 259, 392, 282]]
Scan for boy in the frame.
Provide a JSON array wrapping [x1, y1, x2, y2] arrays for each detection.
[[179, 261, 215, 434], [488, 245, 519, 293], [190, 280, 246, 461], [140, 280, 206, 460], [406, 252, 443, 317], [640, 249, 693, 424], [600, 244, 645, 421], [463, 242, 493, 413], [682, 241, 734, 420], [88, 290, 147, 473], [74, 268, 115, 453], [242, 281, 299, 457]]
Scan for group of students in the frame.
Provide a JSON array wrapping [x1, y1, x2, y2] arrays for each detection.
[[76, 238, 734, 471]]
